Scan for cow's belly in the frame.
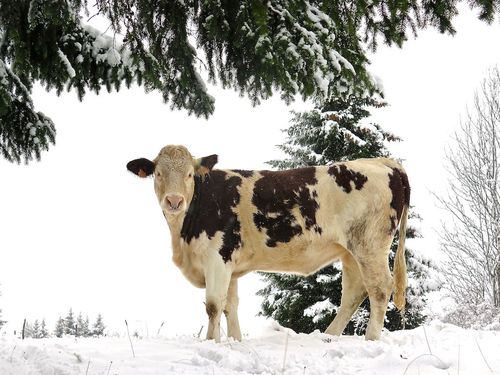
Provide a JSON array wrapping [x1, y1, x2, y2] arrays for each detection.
[[296, 243, 347, 274], [237, 237, 348, 276]]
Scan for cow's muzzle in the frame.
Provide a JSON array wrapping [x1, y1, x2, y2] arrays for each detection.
[[164, 194, 185, 214]]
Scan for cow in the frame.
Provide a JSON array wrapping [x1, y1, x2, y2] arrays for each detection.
[[126, 145, 409, 342]]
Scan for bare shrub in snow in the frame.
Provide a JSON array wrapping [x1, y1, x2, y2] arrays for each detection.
[[442, 303, 500, 330], [437, 67, 500, 325]]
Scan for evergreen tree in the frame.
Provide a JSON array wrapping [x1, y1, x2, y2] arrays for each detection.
[[76, 313, 91, 337], [84, 316, 91, 337], [92, 314, 105, 337], [76, 313, 82, 337], [32, 319, 41, 339], [23, 320, 33, 338], [1, 1, 498, 163], [84, 315, 92, 337], [258, 94, 437, 335], [64, 308, 76, 336], [54, 316, 65, 338], [40, 319, 49, 338]]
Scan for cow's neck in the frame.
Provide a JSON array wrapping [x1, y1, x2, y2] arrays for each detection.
[[165, 176, 204, 267], [164, 212, 185, 267]]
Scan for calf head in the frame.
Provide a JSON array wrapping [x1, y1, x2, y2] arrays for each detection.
[[127, 145, 218, 217]]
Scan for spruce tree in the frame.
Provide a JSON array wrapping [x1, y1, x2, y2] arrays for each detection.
[[92, 314, 105, 337], [32, 319, 41, 339], [84, 316, 91, 337], [76, 313, 91, 337], [24, 320, 33, 338], [54, 316, 65, 338], [1, 1, 498, 163], [258, 94, 437, 335], [64, 308, 76, 336], [40, 319, 49, 338]]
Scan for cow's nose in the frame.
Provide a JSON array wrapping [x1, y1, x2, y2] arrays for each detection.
[[165, 195, 184, 210]]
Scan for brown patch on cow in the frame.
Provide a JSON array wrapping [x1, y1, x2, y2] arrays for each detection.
[[388, 168, 411, 231], [328, 164, 368, 193], [252, 168, 322, 247], [181, 170, 242, 263], [231, 169, 254, 178], [205, 302, 218, 319], [373, 287, 387, 303], [389, 215, 398, 233]]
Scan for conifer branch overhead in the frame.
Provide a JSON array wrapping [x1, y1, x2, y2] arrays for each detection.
[[1, 0, 498, 163]]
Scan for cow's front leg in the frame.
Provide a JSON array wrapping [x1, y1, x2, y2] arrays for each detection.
[[204, 251, 232, 343], [224, 278, 242, 341]]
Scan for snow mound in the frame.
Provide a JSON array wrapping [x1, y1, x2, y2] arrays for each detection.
[[1, 321, 499, 374]]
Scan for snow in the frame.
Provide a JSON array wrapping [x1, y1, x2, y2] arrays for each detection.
[[81, 24, 133, 69], [304, 299, 336, 323], [305, 4, 330, 35], [103, 48, 121, 67], [57, 49, 76, 78], [360, 122, 380, 133], [0, 61, 31, 99], [285, 45, 300, 61], [1, 320, 499, 374], [314, 68, 330, 95], [316, 274, 341, 283]]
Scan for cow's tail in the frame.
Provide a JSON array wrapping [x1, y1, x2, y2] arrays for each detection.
[[393, 203, 408, 312]]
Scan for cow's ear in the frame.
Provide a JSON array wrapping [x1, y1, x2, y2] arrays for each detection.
[[195, 154, 218, 176], [127, 158, 155, 178]]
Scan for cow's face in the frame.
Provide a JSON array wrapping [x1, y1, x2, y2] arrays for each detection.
[[127, 145, 217, 217]]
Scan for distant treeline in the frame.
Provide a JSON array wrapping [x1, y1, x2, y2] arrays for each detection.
[[23, 308, 105, 338]]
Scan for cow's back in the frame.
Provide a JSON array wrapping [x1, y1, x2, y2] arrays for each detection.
[[229, 158, 406, 275]]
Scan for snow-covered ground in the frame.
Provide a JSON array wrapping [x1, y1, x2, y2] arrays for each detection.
[[1, 320, 499, 375]]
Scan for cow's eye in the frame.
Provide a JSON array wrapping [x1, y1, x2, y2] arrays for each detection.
[[156, 171, 161, 177], [187, 173, 193, 179]]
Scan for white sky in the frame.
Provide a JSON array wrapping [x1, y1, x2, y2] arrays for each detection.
[[1, 6, 499, 337]]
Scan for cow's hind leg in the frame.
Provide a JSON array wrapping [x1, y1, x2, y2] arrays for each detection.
[[357, 255, 393, 340], [325, 253, 367, 336], [204, 252, 232, 343], [224, 278, 242, 341]]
